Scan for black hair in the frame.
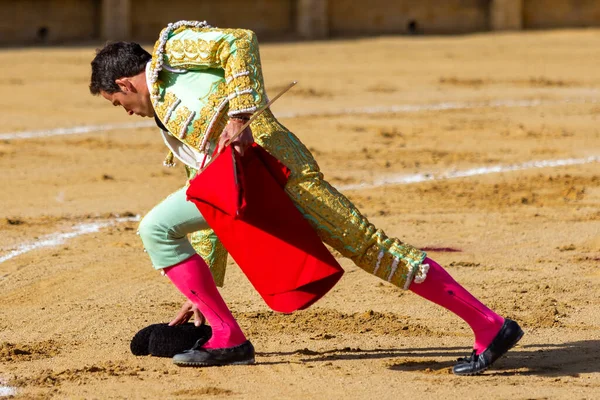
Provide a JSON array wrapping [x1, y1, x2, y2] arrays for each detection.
[[89, 42, 151, 95]]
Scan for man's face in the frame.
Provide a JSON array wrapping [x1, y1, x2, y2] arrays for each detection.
[[100, 77, 154, 118]]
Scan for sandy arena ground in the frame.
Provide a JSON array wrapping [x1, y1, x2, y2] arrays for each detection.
[[1, 29, 599, 399]]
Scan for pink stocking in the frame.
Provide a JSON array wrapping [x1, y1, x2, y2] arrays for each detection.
[[164, 254, 247, 349], [410, 258, 505, 354]]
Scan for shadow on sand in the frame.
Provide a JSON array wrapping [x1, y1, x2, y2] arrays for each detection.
[[256, 340, 600, 376]]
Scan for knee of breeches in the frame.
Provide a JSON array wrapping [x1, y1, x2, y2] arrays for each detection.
[[138, 213, 160, 249], [138, 211, 188, 249], [138, 211, 172, 250]]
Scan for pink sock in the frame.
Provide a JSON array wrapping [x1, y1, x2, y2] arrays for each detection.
[[164, 254, 247, 349], [410, 257, 505, 354]]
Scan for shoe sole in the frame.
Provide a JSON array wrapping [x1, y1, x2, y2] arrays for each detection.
[[173, 358, 256, 367], [456, 328, 525, 376]]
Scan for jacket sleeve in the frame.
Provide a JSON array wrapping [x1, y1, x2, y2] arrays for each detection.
[[158, 25, 267, 116]]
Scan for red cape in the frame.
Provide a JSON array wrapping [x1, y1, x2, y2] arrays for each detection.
[[186, 144, 344, 313]]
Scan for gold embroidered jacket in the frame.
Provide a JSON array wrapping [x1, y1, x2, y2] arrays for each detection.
[[149, 23, 267, 161], [148, 21, 428, 290]]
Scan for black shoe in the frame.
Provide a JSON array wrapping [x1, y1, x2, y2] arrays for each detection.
[[452, 319, 524, 376], [172, 340, 255, 367]]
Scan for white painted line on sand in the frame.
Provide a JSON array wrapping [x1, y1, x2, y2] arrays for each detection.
[[0, 378, 16, 398], [0, 385, 16, 397], [0, 216, 140, 266], [0, 156, 596, 266], [1, 97, 597, 140], [339, 156, 600, 191], [0, 156, 600, 263], [279, 98, 558, 118], [0, 121, 155, 140]]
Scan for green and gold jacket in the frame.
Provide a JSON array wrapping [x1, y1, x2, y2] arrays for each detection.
[[148, 20, 268, 168], [146, 21, 427, 289]]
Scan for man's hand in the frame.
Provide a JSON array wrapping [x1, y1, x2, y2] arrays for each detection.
[[217, 115, 254, 156], [169, 299, 206, 327]]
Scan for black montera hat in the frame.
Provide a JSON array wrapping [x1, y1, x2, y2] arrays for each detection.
[[130, 323, 212, 357]]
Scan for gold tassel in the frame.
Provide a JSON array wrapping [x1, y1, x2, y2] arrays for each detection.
[[163, 151, 176, 167]]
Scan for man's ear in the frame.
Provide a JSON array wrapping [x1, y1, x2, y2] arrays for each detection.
[[115, 78, 136, 93]]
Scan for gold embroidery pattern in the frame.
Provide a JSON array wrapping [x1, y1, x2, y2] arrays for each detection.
[[164, 35, 233, 71], [169, 27, 232, 68], [230, 74, 252, 88], [191, 229, 213, 258], [211, 240, 229, 287], [184, 120, 203, 150], [166, 105, 193, 139], [153, 92, 179, 124], [166, 38, 223, 68], [190, 229, 228, 287], [229, 93, 256, 114], [190, 115, 227, 152], [225, 30, 265, 113]]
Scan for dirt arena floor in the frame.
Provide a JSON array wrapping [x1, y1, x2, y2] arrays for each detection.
[[1, 29, 599, 399]]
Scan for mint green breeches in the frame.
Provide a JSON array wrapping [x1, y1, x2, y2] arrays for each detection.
[[137, 187, 209, 269]]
